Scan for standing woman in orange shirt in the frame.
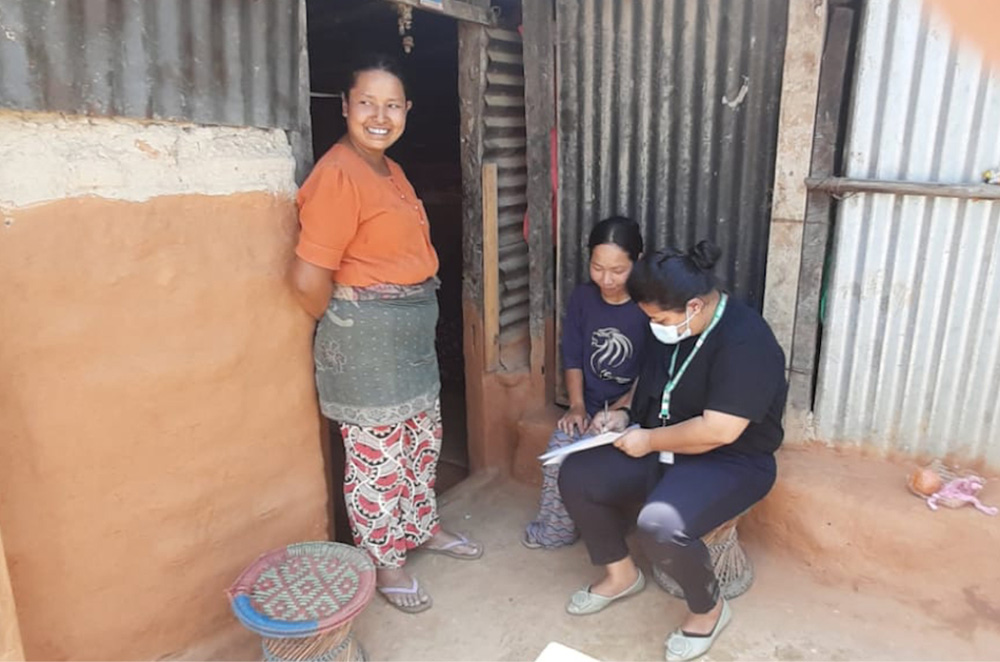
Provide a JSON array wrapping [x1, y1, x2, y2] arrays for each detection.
[[290, 54, 483, 614]]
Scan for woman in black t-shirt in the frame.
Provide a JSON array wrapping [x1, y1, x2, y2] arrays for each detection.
[[558, 240, 787, 662]]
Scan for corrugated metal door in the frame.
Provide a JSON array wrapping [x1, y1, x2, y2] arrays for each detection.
[[814, 0, 1000, 467], [486, 28, 532, 354], [556, 0, 789, 313]]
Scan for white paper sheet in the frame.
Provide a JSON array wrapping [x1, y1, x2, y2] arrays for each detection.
[[538, 430, 626, 466], [538, 427, 675, 466], [534, 641, 599, 662]]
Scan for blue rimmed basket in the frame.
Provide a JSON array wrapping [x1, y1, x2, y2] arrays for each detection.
[[227, 542, 376, 662]]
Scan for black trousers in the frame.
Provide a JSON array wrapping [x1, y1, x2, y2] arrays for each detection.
[[558, 444, 776, 613]]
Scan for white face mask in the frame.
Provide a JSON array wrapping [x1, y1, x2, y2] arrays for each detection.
[[650, 309, 695, 345]]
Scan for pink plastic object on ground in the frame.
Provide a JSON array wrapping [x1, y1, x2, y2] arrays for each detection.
[[926, 476, 999, 516]]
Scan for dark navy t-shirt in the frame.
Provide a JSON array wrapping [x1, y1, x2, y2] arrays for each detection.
[[562, 283, 649, 416]]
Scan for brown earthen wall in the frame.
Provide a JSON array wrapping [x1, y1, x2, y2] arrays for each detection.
[[744, 444, 1000, 634], [462, 300, 544, 473], [0, 193, 329, 660], [0, 527, 24, 662]]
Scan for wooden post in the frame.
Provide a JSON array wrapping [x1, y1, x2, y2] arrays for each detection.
[[762, 0, 828, 369], [788, 6, 856, 413], [458, 20, 490, 472], [482, 162, 500, 369], [522, 0, 557, 399], [0, 526, 24, 662]]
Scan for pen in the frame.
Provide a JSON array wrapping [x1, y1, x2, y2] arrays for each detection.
[[602, 400, 608, 433]]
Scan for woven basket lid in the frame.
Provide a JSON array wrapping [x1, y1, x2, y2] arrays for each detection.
[[227, 541, 376, 638]]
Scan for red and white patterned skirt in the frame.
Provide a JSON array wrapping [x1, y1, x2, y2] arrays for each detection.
[[339, 400, 442, 568]]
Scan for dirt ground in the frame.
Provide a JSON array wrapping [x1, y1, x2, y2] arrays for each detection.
[[351, 473, 1000, 661]]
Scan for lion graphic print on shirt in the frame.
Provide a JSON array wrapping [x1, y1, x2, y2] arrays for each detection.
[[590, 328, 635, 385]]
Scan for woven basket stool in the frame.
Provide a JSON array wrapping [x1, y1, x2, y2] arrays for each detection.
[[228, 542, 376, 662], [652, 515, 754, 601]]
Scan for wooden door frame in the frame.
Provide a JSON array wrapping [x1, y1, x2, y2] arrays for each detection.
[[456, 0, 558, 473]]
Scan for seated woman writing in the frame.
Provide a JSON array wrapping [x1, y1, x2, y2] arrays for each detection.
[[558, 241, 787, 662], [522, 216, 647, 549]]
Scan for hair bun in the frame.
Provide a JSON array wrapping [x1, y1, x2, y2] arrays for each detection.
[[687, 240, 722, 270]]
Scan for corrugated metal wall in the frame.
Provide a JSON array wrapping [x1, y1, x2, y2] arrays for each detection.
[[815, 0, 1000, 466], [556, 0, 789, 312], [485, 27, 531, 343], [0, 0, 304, 130]]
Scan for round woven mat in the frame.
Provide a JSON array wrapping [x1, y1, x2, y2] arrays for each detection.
[[228, 542, 376, 637]]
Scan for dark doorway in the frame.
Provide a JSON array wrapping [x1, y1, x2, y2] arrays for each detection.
[[305, 0, 469, 543]]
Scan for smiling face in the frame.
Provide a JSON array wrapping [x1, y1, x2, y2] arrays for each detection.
[[589, 243, 635, 302], [342, 69, 411, 159]]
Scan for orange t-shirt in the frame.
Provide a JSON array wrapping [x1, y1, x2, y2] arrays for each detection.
[[295, 143, 439, 287]]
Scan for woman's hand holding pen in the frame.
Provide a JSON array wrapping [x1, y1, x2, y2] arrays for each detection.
[[587, 408, 630, 434]]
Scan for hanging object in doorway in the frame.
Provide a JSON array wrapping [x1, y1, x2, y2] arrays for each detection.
[[396, 3, 415, 53]]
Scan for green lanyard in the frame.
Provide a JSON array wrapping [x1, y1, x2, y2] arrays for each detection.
[[660, 293, 728, 423]]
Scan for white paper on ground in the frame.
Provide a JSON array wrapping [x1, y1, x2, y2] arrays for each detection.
[[534, 641, 600, 662]]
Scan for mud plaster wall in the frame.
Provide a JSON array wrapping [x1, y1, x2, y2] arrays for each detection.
[[462, 300, 544, 473], [0, 111, 329, 660], [0, 527, 23, 661], [744, 445, 1000, 636]]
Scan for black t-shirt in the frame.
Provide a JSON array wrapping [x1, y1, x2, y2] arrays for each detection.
[[632, 296, 787, 455]]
